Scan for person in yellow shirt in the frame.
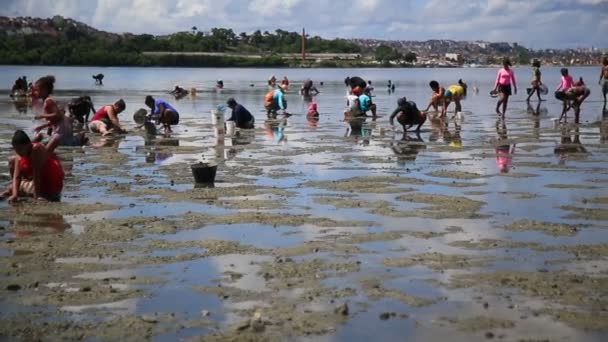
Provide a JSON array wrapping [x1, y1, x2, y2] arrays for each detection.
[[442, 79, 467, 118]]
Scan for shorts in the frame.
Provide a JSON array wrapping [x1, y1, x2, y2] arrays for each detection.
[[19, 180, 61, 202], [555, 91, 567, 101], [498, 84, 512, 96], [166, 110, 179, 125]]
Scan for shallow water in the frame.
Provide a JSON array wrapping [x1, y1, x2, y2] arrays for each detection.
[[1, 65, 607, 341]]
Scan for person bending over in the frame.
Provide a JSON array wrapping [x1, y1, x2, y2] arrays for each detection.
[[226, 98, 255, 129], [390, 97, 427, 133], [145, 96, 180, 134]]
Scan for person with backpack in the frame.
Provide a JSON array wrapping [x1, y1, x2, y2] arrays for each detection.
[[265, 85, 288, 117], [68, 95, 96, 124], [390, 97, 427, 133]]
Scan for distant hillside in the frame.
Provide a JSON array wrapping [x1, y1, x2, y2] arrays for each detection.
[[0, 16, 602, 67], [0, 16, 361, 67]]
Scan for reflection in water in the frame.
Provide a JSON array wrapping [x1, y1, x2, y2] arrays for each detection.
[[554, 124, 588, 164], [264, 118, 288, 144], [10, 212, 70, 238], [345, 118, 372, 146], [429, 118, 462, 147], [526, 100, 548, 117], [89, 136, 123, 148], [307, 115, 319, 129], [391, 133, 426, 165], [495, 120, 515, 173], [601, 109, 608, 144], [12, 99, 28, 114]]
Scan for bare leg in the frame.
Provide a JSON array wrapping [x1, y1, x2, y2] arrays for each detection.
[[496, 94, 503, 115], [502, 94, 509, 116], [526, 87, 535, 101], [416, 113, 428, 132]]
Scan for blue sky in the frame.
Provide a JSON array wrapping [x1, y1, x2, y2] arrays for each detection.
[[2, 0, 607, 49]]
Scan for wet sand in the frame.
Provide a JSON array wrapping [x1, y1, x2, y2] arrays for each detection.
[[1, 66, 608, 341]]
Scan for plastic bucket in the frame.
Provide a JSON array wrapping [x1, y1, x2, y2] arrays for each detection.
[[133, 108, 148, 125], [191, 163, 217, 184]]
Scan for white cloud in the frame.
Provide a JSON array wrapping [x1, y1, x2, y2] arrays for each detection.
[[1, 0, 607, 48]]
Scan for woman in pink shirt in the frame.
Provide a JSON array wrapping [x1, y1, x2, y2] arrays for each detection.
[[493, 58, 517, 116]]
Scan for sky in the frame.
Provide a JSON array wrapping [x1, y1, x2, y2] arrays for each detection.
[[2, 0, 608, 49]]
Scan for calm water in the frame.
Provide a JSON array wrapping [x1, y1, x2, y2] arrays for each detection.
[[1, 65, 607, 341]]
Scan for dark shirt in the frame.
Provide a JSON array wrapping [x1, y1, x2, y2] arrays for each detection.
[[390, 101, 421, 125], [229, 104, 254, 128]]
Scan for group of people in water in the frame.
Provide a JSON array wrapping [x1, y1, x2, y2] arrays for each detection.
[[3, 56, 608, 204]]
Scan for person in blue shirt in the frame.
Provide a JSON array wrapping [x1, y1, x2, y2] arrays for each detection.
[[358, 92, 377, 117], [265, 85, 288, 117], [226, 98, 255, 129], [145, 95, 179, 134]]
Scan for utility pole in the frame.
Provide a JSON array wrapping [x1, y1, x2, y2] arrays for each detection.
[[301, 28, 306, 61]]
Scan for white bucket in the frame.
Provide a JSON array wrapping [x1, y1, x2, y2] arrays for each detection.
[[226, 121, 236, 136], [211, 109, 225, 127]]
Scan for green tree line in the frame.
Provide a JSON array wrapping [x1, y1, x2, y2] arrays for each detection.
[[0, 22, 361, 67]]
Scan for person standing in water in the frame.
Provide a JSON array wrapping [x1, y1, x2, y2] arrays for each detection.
[[300, 79, 320, 96], [526, 59, 543, 102], [1, 130, 64, 203], [599, 57, 608, 108], [493, 58, 517, 117], [556, 68, 575, 120], [145, 96, 180, 134], [268, 75, 277, 90]]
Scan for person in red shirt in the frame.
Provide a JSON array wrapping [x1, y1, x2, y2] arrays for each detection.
[[1, 130, 64, 203], [89, 99, 127, 135]]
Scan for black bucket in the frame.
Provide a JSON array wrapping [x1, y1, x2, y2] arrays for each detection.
[[191, 163, 217, 184]]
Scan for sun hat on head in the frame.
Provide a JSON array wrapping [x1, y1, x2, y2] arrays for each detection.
[[226, 98, 237, 106]]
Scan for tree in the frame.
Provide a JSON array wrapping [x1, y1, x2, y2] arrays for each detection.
[[375, 45, 401, 62], [191, 26, 198, 34], [404, 52, 417, 63]]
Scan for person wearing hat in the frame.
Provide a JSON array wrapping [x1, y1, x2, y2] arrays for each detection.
[[265, 84, 288, 117], [226, 98, 255, 129], [390, 97, 427, 133]]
